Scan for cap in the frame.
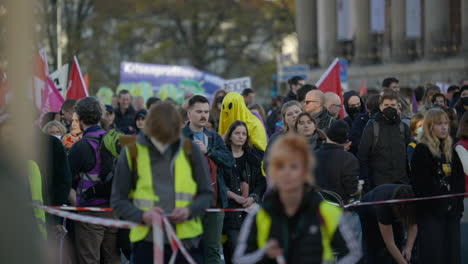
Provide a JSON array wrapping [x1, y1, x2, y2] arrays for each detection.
[[105, 105, 114, 114], [326, 120, 350, 144]]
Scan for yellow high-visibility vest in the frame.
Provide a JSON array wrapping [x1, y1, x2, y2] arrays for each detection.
[[28, 160, 47, 240], [127, 142, 203, 242]]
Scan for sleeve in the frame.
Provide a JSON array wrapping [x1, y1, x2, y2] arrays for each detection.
[[455, 145, 468, 175], [188, 142, 214, 218], [208, 133, 235, 168], [333, 216, 363, 264], [341, 154, 360, 199], [51, 137, 72, 206], [410, 144, 437, 196], [233, 208, 267, 264], [110, 149, 144, 223], [375, 205, 394, 225], [358, 123, 373, 189], [250, 149, 267, 203]]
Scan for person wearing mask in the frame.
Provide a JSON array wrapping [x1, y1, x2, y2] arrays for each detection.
[[455, 85, 468, 121], [114, 90, 136, 134], [42, 120, 67, 139], [304, 90, 335, 130], [407, 112, 424, 163], [358, 184, 417, 264], [133, 109, 147, 134], [68, 97, 120, 264], [233, 134, 361, 264], [294, 112, 326, 151], [111, 102, 213, 263], [315, 120, 360, 203], [411, 108, 465, 264], [223, 120, 266, 263], [358, 91, 411, 190], [284, 76, 305, 102], [382, 77, 411, 120], [343, 91, 366, 128], [324, 92, 342, 119], [60, 98, 77, 133], [348, 94, 380, 156], [182, 95, 235, 264], [242, 88, 255, 107], [431, 93, 447, 107], [61, 112, 83, 151]]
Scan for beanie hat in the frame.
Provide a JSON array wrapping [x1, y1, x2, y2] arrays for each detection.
[[326, 120, 350, 144]]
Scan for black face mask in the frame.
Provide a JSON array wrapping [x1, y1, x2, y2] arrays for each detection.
[[461, 97, 468, 106], [382, 107, 398, 120], [348, 107, 362, 118]]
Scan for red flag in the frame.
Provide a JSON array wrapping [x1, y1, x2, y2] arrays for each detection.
[[316, 58, 344, 119], [359, 80, 368, 96], [66, 56, 88, 100]]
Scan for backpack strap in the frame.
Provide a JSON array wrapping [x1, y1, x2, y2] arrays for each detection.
[[182, 137, 193, 167]]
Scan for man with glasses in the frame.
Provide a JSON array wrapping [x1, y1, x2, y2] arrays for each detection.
[[304, 90, 335, 130], [324, 92, 342, 119]]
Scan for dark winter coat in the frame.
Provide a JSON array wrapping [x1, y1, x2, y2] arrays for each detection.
[[343, 91, 366, 128], [114, 105, 136, 134], [284, 90, 297, 103], [358, 112, 411, 189], [315, 143, 360, 202]]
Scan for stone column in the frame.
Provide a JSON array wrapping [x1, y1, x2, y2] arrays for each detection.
[[423, 0, 450, 58], [295, 0, 318, 66], [317, 0, 337, 67], [351, 0, 372, 64], [390, 0, 408, 62], [461, 0, 468, 54]]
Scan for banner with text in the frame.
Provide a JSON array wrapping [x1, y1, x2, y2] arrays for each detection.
[[224, 77, 251, 93]]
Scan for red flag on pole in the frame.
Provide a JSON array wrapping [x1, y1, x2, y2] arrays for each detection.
[[66, 56, 88, 100], [315, 58, 344, 118], [359, 80, 368, 96]]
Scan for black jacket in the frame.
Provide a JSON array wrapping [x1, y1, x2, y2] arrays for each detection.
[[233, 186, 362, 264], [114, 105, 136, 134], [284, 90, 297, 103], [358, 112, 411, 189], [410, 143, 465, 217], [343, 91, 366, 128], [315, 143, 360, 202]]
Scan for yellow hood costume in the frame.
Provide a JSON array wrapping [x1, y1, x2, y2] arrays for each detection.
[[218, 92, 267, 151]]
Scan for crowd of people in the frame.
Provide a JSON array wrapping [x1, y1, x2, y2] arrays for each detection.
[[1, 75, 468, 264]]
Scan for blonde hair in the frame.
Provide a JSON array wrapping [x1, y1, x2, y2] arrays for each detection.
[[267, 134, 315, 187], [42, 120, 67, 136], [281, 100, 303, 131], [419, 108, 452, 161]]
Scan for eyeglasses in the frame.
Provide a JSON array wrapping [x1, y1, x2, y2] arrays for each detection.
[[305, 100, 318, 105]]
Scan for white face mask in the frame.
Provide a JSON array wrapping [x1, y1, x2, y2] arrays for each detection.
[[416, 126, 423, 137], [53, 135, 62, 140]]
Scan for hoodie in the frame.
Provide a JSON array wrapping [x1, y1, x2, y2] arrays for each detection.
[[343, 91, 366, 127]]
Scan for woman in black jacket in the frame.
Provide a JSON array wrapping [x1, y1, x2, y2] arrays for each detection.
[[411, 108, 465, 264], [233, 135, 361, 264], [223, 120, 266, 263]]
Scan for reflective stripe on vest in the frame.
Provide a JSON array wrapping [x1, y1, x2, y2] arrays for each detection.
[[256, 208, 271, 248], [28, 160, 47, 240], [128, 142, 203, 242]]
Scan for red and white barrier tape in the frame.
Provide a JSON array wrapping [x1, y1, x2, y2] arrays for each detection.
[[152, 214, 164, 264], [47, 206, 113, 212], [163, 217, 197, 264]]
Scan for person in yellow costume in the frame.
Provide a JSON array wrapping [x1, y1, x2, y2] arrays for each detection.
[[218, 92, 267, 151]]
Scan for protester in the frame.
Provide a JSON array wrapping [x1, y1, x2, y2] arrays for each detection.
[[134, 109, 147, 134], [213, 88, 228, 102], [233, 134, 361, 263], [60, 98, 77, 132], [304, 90, 335, 130], [111, 95, 118, 109], [284, 76, 305, 102], [294, 112, 326, 151], [114, 90, 136, 134], [67, 97, 120, 264], [145, 97, 160, 110], [455, 85, 468, 121], [42, 120, 67, 139], [268, 100, 303, 143], [223, 120, 266, 264], [61, 112, 83, 150], [219, 92, 268, 151], [103, 105, 116, 130], [358, 91, 411, 189], [432, 93, 447, 107], [324, 92, 342, 119], [111, 102, 212, 263], [411, 108, 464, 264], [265, 96, 285, 137], [382, 77, 411, 120], [133, 96, 146, 111], [296, 84, 315, 106], [358, 184, 417, 264], [183, 95, 235, 264], [242, 88, 255, 107], [315, 120, 360, 203], [419, 84, 441, 114], [343, 91, 366, 128], [446, 85, 460, 105], [407, 112, 424, 163]]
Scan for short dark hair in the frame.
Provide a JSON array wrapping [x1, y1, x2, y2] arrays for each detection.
[[188, 95, 209, 109], [392, 185, 416, 226], [379, 90, 399, 104], [288, 76, 304, 86], [366, 94, 381, 113], [414, 86, 425, 102], [431, 93, 445, 104], [297, 84, 316, 102], [61, 98, 77, 111], [118, 89, 131, 98], [382, 77, 399, 88], [241, 88, 254, 97], [447, 85, 459, 93], [75, 97, 103, 126], [146, 97, 161, 109]]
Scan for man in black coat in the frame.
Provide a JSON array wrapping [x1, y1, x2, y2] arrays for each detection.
[[315, 120, 360, 203], [358, 91, 411, 190], [114, 90, 136, 134]]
